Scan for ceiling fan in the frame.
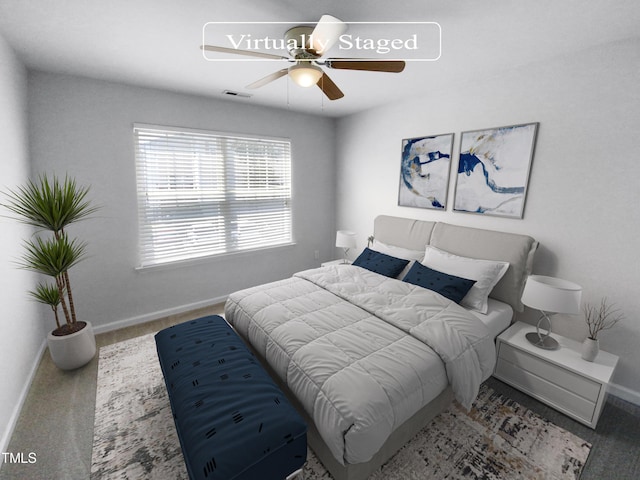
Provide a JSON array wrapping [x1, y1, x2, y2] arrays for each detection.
[[201, 15, 406, 100]]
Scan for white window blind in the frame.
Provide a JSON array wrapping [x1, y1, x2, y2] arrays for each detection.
[[134, 124, 292, 268]]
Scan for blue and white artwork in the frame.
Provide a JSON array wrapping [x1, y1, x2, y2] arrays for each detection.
[[398, 133, 454, 209], [454, 123, 538, 218]]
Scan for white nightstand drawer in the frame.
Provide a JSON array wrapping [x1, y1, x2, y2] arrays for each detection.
[[498, 343, 601, 402], [495, 357, 597, 423], [494, 322, 618, 429]]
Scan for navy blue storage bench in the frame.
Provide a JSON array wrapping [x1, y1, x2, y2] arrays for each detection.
[[155, 315, 307, 480]]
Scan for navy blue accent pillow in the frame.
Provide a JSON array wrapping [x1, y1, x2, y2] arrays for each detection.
[[352, 247, 410, 278], [402, 262, 476, 304]]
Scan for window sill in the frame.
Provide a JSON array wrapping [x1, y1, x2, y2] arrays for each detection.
[[134, 242, 297, 273]]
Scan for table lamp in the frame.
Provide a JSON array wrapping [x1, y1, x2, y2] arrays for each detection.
[[335, 230, 356, 264], [521, 274, 582, 350]]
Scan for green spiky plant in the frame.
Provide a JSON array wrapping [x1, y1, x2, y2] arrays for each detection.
[[2, 174, 98, 335], [30, 282, 64, 329]]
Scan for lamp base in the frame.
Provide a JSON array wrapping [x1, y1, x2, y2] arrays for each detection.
[[525, 331, 559, 350]]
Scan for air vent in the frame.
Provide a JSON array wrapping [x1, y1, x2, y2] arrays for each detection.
[[222, 90, 252, 99]]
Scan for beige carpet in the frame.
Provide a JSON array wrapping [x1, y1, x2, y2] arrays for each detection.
[[91, 332, 591, 479]]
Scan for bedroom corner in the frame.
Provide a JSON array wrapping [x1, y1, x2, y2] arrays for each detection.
[[0, 32, 49, 457]]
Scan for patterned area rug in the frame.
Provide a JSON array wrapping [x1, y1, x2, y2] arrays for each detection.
[[91, 333, 591, 479]]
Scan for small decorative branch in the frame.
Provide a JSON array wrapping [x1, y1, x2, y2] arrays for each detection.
[[583, 298, 624, 340], [367, 235, 374, 248]]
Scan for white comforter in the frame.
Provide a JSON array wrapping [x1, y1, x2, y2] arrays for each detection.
[[225, 265, 496, 465]]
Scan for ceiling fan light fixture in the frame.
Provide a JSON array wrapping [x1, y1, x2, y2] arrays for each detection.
[[202, 14, 403, 101], [288, 63, 323, 88]]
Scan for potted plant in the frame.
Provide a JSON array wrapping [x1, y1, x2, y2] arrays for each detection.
[[581, 298, 623, 362], [2, 174, 99, 370]]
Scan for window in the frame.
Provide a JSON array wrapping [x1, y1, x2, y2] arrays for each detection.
[[134, 124, 292, 268]]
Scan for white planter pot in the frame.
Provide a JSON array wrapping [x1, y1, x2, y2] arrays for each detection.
[[47, 321, 97, 370], [581, 337, 599, 362]]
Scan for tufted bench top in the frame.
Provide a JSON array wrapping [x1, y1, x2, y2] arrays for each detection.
[[155, 315, 307, 480]]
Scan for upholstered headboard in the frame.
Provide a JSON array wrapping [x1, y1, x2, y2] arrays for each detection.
[[373, 215, 538, 312]]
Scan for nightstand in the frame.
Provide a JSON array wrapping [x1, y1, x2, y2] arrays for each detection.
[[321, 259, 352, 267], [494, 321, 618, 429]]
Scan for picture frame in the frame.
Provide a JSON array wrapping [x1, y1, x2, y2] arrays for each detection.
[[453, 122, 538, 218], [398, 133, 454, 210]]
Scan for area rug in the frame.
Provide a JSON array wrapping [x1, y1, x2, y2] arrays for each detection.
[[91, 333, 591, 480]]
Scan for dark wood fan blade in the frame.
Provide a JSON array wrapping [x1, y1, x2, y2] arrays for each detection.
[[246, 69, 288, 89], [317, 73, 344, 100], [201, 45, 288, 61], [326, 59, 405, 73]]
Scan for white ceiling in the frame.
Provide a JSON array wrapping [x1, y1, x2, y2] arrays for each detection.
[[1, 0, 639, 118]]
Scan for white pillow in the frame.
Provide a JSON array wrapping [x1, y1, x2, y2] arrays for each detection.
[[371, 239, 424, 279], [421, 245, 509, 313]]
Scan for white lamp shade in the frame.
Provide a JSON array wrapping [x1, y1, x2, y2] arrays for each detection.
[[335, 230, 357, 249], [521, 275, 582, 314], [310, 14, 348, 54]]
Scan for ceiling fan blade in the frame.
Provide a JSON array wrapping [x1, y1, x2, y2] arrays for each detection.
[[310, 14, 347, 56], [201, 45, 288, 61], [246, 69, 289, 89], [326, 59, 406, 73], [317, 72, 344, 100]]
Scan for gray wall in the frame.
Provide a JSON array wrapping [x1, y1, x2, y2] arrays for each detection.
[[27, 72, 337, 331], [335, 38, 640, 403], [0, 34, 46, 453]]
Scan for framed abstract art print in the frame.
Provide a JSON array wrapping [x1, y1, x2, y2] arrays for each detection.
[[398, 133, 454, 209], [453, 122, 538, 218]]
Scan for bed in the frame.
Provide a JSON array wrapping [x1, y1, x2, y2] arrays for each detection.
[[225, 215, 537, 480]]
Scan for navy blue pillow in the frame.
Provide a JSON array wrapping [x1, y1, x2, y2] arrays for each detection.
[[402, 262, 476, 304], [352, 248, 410, 278]]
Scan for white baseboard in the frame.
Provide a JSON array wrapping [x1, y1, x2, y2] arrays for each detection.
[[92, 295, 228, 335], [0, 338, 47, 461], [609, 382, 640, 407]]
